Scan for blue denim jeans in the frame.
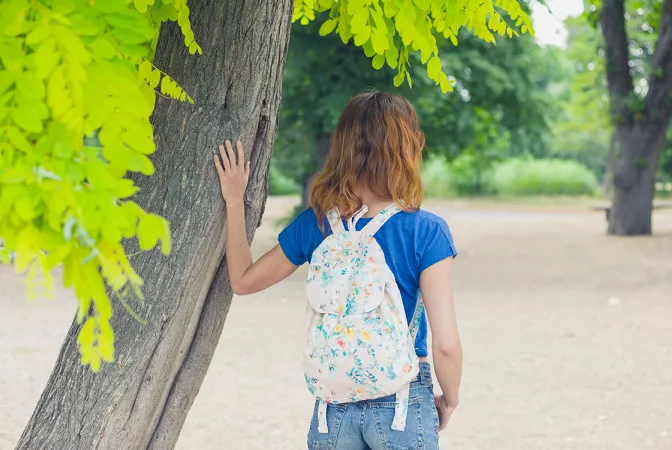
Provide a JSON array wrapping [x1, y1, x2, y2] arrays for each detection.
[[307, 362, 439, 450]]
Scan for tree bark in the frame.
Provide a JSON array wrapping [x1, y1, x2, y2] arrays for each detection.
[[16, 0, 292, 449], [608, 125, 665, 234], [600, 0, 672, 235], [603, 130, 617, 199]]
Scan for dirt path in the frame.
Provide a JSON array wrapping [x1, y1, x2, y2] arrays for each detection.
[[2, 197, 671, 449]]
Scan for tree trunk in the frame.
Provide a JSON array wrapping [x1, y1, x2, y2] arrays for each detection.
[[609, 125, 665, 235], [16, 1, 292, 449], [300, 133, 331, 209], [603, 130, 617, 199], [600, 0, 672, 235]]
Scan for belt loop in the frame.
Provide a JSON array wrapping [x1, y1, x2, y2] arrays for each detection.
[[420, 362, 431, 386]]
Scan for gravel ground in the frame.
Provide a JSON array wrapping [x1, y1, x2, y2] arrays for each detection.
[[2, 197, 671, 450]]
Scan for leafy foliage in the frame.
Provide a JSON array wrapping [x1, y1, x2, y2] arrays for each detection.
[[276, 18, 556, 200], [292, 0, 534, 92], [0, 0, 199, 372], [551, 4, 672, 181]]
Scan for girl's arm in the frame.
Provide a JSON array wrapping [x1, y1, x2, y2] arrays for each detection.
[[214, 141, 299, 295], [420, 257, 462, 431]]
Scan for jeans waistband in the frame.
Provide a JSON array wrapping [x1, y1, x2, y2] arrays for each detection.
[[412, 362, 433, 387]]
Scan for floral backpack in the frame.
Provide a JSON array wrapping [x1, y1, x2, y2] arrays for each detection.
[[304, 203, 424, 434]]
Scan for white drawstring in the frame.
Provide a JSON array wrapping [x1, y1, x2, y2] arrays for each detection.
[[347, 205, 369, 231], [318, 400, 329, 433], [392, 382, 411, 431]]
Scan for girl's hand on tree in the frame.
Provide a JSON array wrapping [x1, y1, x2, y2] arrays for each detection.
[[214, 140, 250, 206]]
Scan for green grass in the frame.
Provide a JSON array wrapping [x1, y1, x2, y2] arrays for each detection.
[[489, 159, 599, 196], [421, 156, 600, 198], [421, 155, 455, 198]]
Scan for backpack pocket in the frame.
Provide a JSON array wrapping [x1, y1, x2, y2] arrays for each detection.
[[304, 296, 419, 404]]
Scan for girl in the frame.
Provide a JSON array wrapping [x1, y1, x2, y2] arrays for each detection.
[[213, 91, 462, 449]]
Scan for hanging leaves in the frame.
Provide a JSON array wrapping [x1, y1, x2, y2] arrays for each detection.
[[293, 0, 534, 93], [0, 0, 200, 373]]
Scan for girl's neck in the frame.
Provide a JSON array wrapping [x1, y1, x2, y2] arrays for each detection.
[[355, 186, 393, 218]]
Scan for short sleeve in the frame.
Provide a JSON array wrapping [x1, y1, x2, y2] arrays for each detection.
[[419, 218, 457, 273], [278, 209, 321, 266]]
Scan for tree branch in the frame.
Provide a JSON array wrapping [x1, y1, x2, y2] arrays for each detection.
[[599, 0, 634, 122], [643, 0, 672, 126]]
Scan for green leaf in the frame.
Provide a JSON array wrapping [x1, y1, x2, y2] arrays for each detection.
[[134, 0, 152, 14], [347, 0, 365, 15], [89, 37, 117, 60], [371, 10, 387, 31], [148, 69, 161, 89], [88, 274, 112, 320], [385, 46, 399, 68], [393, 70, 404, 87], [0, 39, 25, 71], [7, 126, 31, 152], [439, 76, 452, 93], [138, 213, 169, 252], [427, 56, 442, 80], [0, 71, 15, 95], [383, 1, 399, 18], [351, 8, 370, 33], [371, 30, 388, 54], [13, 99, 45, 133], [33, 38, 60, 80], [319, 19, 338, 36], [78, 317, 97, 347], [160, 75, 175, 97], [138, 60, 153, 82], [69, 13, 101, 36], [14, 194, 36, 221], [88, 353, 102, 372], [354, 26, 371, 46], [372, 54, 385, 70], [16, 72, 45, 100], [363, 41, 376, 58], [1, 249, 11, 264]]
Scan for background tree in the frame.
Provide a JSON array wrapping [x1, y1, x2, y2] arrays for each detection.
[[551, 6, 672, 199], [595, 0, 672, 234]]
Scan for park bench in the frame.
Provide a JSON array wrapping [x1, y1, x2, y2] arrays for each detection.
[[592, 200, 672, 221]]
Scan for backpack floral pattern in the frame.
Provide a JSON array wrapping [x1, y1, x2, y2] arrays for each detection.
[[304, 204, 425, 433]]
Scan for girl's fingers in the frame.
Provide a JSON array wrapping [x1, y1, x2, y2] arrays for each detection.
[[213, 153, 224, 177], [225, 140, 236, 169], [245, 160, 250, 177], [219, 144, 230, 170]]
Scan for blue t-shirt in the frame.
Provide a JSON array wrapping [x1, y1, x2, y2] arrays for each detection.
[[278, 208, 457, 357]]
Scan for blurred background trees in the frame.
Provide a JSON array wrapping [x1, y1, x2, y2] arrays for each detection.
[[271, 0, 672, 232]]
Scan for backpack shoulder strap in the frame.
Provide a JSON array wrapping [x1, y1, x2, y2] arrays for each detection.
[[408, 293, 425, 342], [326, 208, 346, 234], [360, 203, 402, 237]]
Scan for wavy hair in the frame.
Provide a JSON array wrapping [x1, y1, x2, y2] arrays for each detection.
[[309, 90, 425, 230]]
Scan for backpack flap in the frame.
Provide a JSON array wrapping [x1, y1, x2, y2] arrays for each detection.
[[307, 234, 388, 315]]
